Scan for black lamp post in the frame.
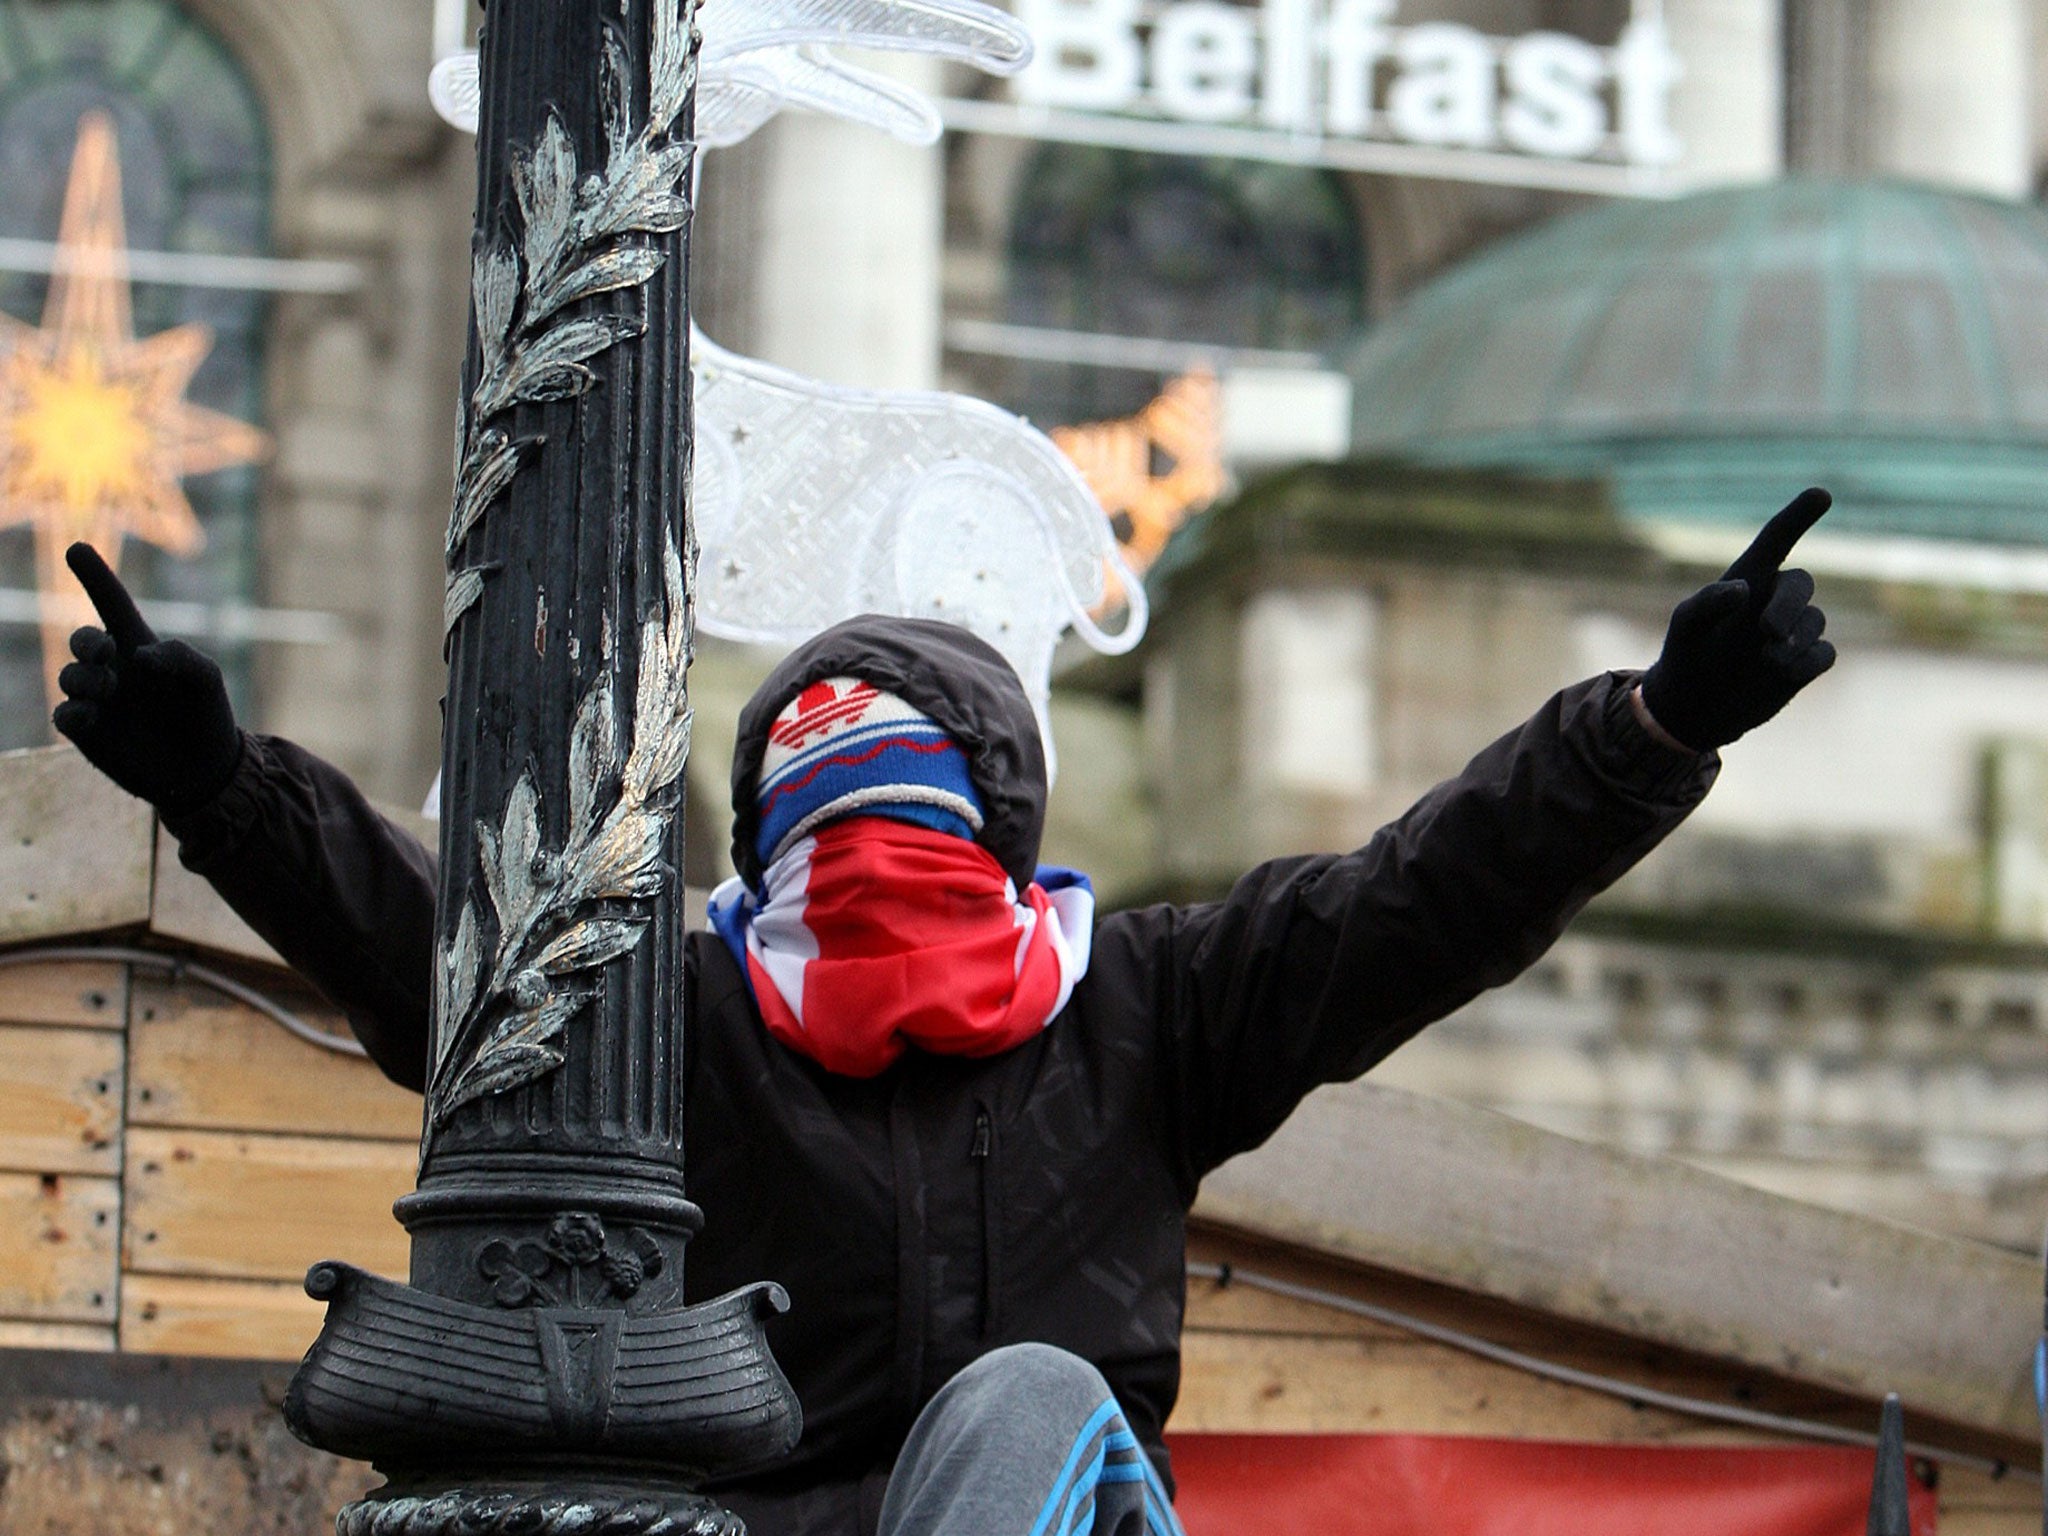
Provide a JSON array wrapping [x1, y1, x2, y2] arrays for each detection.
[[282, 1, 798, 1529]]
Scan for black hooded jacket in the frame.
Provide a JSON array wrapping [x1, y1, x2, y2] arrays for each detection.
[[164, 618, 1715, 1536]]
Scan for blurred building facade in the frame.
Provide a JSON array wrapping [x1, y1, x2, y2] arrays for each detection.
[[7, 0, 2048, 1249], [0, 0, 471, 803]]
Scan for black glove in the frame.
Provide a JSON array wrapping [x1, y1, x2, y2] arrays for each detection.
[[1639, 488, 1837, 752], [52, 542, 243, 815]]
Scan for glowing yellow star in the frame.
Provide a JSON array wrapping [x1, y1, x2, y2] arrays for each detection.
[[1053, 370, 1227, 576], [0, 110, 269, 720]]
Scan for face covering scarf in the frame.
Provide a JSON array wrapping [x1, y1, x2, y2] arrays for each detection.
[[708, 817, 1095, 1078]]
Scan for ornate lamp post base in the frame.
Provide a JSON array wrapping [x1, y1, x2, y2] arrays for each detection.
[[287, 1263, 796, 1468], [336, 1482, 743, 1536]]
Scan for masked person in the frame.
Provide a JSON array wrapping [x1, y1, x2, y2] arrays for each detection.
[[51, 490, 1837, 1536]]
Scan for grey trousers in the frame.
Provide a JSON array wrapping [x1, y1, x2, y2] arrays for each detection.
[[877, 1344, 1184, 1536]]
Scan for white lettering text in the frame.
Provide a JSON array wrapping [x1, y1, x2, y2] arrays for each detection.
[[1008, 0, 1687, 169], [1500, 31, 1606, 158], [1323, 0, 1394, 136], [1614, 15, 1684, 166], [1386, 22, 1496, 148], [1016, 0, 1145, 111], [1152, 2, 1259, 121]]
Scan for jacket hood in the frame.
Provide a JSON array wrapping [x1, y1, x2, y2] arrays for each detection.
[[729, 615, 1048, 892]]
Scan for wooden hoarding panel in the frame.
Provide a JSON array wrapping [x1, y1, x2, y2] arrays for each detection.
[[1180, 1228, 1910, 1451], [0, 1319, 114, 1350], [0, 1023, 121, 1175], [0, 1171, 118, 1321], [127, 976, 419, 1140], [1173, 1331, 1763, 1444], [0, 747, 152, 944], [120, 1273, 325, 1361], [1936, 1464, 2037, 1535], [0, 959, 126, 1028], [124, 1128, 412, 1284], [1195, 1079, 2043, 1441]]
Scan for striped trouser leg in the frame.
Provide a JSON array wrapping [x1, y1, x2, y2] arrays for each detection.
[[878, 1344, 1184, 1536]]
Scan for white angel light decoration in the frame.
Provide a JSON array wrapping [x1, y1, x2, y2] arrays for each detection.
[[430, 0, 1146, 762]]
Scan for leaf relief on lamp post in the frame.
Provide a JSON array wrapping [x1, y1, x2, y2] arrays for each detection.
[[428, 0, 701, 1127], [432, 540, 693, 1126], [443, 0, 698, 635]]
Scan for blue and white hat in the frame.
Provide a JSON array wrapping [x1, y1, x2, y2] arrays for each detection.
[[754, 676, 985, 871]]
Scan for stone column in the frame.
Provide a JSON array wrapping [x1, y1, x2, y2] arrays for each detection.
[[282, 1, 799, 1528], [1867, 0, 2029, 197], [745, 57, 945, 390], [1782, 0, 1869, 175], [1662, 0, 1782, 187]]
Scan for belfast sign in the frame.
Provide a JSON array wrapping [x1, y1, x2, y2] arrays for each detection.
[[938, 0, 1686, 197]]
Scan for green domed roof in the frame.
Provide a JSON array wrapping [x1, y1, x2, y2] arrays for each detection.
[[1347, 178, 2048, 547]]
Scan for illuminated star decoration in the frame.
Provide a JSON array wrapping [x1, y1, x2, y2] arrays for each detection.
[[1052, 370, 1227, 580], [0, 110, 269, 723]]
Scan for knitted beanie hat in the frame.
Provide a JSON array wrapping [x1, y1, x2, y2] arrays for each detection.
[[754, 676, 986, 871]]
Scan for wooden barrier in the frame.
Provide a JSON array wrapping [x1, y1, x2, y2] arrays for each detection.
[[0, 1023, 122, 1174], [121, 1273, 334, 1361], [0, 949, 419, 1361], [126, 975, 419, 1140], [124, 1127, 413, 1284], [0, 1170, 118, 1328]]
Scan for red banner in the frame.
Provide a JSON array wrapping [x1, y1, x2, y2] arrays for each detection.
[[1168, 1434, 1938, 1536]]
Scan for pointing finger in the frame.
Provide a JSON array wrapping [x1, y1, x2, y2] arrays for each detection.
[[57, 659, 116, 703], [51, 698, 98, 744], [68, 626, 114, 666], [64, 543, 155, 653], [1764, 603, 1826, 665], [1784, 637, 1837, 688], [1759, 569, 1816, 640], [1724, 488, 1832, 588]]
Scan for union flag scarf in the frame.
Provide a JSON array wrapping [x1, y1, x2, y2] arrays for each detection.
[[708, 817, 1095, 1078]]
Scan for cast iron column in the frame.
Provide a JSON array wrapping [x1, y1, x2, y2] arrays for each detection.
[[282, 2, 799, 1530]]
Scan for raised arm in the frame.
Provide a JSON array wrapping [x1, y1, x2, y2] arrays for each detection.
[[1149, 490, 1837, 1181], [162, 736, 437, 1090], [53, 543, 437, 1090], [1147, 671, 1709, 1180]]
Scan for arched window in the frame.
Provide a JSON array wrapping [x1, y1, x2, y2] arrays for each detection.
[[0, 0, 270, 748], [1004, 147, 1365, 425]]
